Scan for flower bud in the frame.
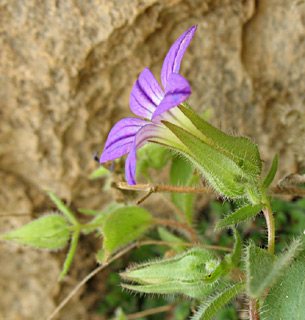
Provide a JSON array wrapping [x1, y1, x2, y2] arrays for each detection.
[[121, 247, 222, 298]]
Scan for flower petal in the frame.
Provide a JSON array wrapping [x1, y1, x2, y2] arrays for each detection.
[[125, 123, 164, 185], [152, 73, 191, 120], [161, 26, 197, 89], [129, 68, 164, 119], [100, 117, 148, 163]]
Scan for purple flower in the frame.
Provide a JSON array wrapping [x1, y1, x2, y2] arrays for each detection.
[[100, 26, 197, 185]]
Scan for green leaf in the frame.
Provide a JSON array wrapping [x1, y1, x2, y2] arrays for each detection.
[[82, 203, 123, 234], [262, 154, 278, 190], [170, 157, 198, 224], [1, 215, 70, 249], [191, 282, 245, 320], [215, 204, 264, 229], [246, 238, 304, 298], [158, 227, 187, 253], [103, 207, 153, 256], [59, 230, 80, 280], [263, 250, 305, 320], [46, 190, 78, 225], [246, 244, 275, 298], [163, 121, 246, 198], [90, 166, 110, 179], [178, 104, 262, 178]]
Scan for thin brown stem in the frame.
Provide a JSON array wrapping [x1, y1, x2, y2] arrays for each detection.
[[126, 304, 173, 319], [114, 181, 213, 194], [114, 181, 305, 197], [136, 188, 154, 205], [154, 218, 200, 242], [139, 240, 232, 252], [47, 243, 137, 320], [249, 298, 260, 320]]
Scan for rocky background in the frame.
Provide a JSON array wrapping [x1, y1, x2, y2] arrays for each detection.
[[0, 0, 304, 319]]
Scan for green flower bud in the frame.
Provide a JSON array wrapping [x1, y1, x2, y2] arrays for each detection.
[[1, 214, 70, 249], [121, 247, 222, 298]]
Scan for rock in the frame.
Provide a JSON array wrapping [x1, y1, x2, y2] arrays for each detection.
[[0, 0, 304, 318]]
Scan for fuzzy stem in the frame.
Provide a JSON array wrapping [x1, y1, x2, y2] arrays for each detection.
[[249, 298, 260, 320], [262, 199, 275, 255], [114, 181, 305, 197]]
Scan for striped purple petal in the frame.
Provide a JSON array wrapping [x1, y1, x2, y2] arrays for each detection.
[[129, 67, 164, 119], [125, 124, 163, 185], [160, 26, 197, 89], [152, 73, 191, 120], [100, 117, 148, 163]]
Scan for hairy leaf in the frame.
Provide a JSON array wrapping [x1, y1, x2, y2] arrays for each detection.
[[263, 250, 305, 320], [262, 154, 278, 190], [46, 190, 78, 225], [215, 204, 263, 229], [59, 230, 80, 280], [246, 238, 304, 298], [191, 282, 245, 320], [103, 207, 153, 256], [1, 214, 70, 249]]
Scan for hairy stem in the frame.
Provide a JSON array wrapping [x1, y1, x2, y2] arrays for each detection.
[[114, 181, 305, 197], [249, 298, 260, 320], [262, 200, 275, 255]]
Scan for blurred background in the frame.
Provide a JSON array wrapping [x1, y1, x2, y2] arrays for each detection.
[[0, 0, 305, 319]]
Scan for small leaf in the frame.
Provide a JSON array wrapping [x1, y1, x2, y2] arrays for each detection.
[[262, 154, 278, 190], [191, 282, 245, 320], [103, 207, 153, 256], [82, 203, 123, 234], [1, 215, 70, 249], [46, 191, 78, 225], [90, 166, 110, 179], [59, 230, 80, 280], [246, 238, 304, 298], [215, 204, 264, 229], [263, 250, 305, 320]]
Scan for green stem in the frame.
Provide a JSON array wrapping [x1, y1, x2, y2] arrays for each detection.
[[262, 195, 275, 255]]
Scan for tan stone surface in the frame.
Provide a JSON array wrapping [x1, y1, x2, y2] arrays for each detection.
[[0, 0, 304, 318]]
